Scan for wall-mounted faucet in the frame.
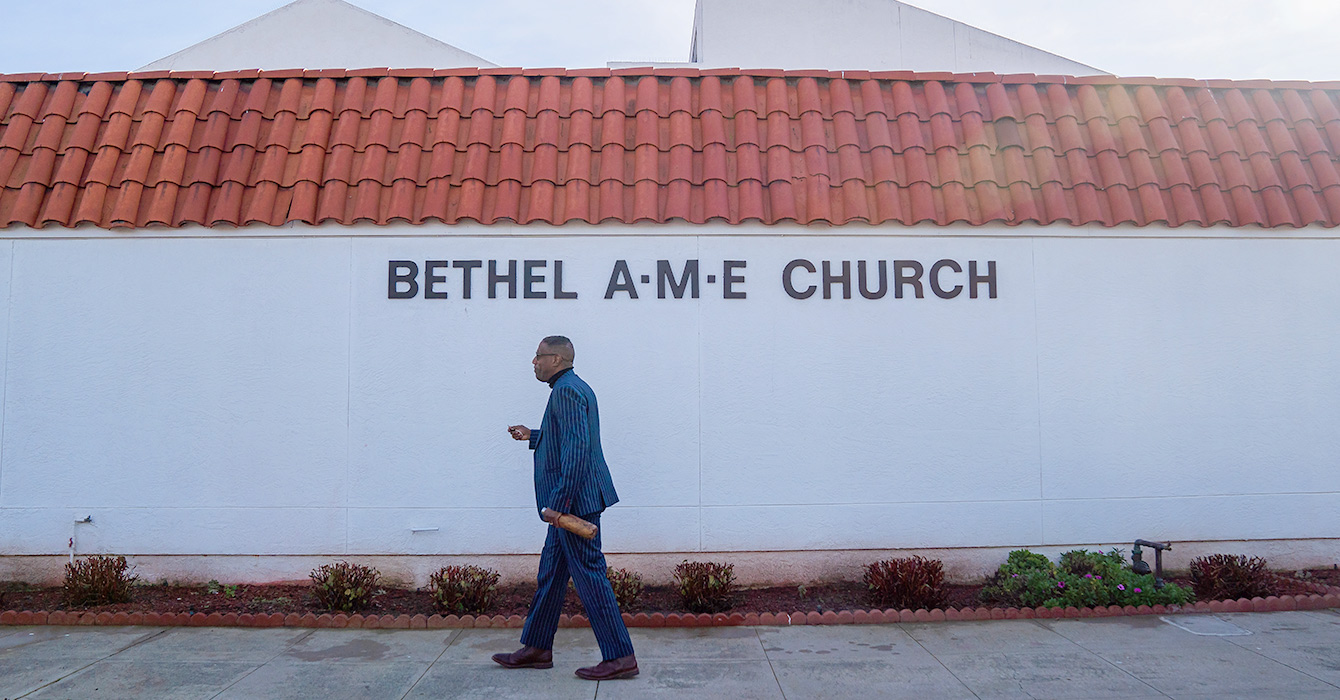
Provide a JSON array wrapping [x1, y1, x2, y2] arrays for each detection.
[[1131, 539, 1171, 589], [69, 515, 93, 564]]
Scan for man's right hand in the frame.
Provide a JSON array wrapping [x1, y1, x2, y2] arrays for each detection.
[[507, 425, 531, 441]]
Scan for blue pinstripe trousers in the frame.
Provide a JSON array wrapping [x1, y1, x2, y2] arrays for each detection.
[[519, 512, 635, 660]]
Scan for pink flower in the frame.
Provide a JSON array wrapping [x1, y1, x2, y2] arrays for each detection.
[[1134, 588, 1142, 593], [1117, 584, 1125, 591], [1057, 581, 1066, 588]]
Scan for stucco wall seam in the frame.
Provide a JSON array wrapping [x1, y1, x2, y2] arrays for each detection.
[[344, 237, 354, 556], [0, 240, 10, 504], [1031, 237, 1046, 543], [893, 4, 906, 67], [697, 235, 705, 551]]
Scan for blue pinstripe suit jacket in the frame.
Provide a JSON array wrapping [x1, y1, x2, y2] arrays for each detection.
[[527, 370, 619, 518]]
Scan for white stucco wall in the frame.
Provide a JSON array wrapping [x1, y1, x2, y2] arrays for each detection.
[[691, 0, 1105, 75], [0, 224, 1336, 583]]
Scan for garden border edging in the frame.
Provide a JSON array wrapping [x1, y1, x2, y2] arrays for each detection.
[[3, 584, 1337, 630]]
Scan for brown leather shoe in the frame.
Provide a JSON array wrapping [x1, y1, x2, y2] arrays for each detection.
[[575, 654, 638, 680], [491, 646, 553, 669]]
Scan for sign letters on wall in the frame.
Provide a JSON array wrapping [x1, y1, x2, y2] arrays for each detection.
[[388, 259, 998, 301]]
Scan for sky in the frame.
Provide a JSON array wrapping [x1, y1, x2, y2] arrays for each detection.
[[0, 0, 1338, 81]]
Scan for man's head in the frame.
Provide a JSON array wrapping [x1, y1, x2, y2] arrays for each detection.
[[532, 335, 575, 382]]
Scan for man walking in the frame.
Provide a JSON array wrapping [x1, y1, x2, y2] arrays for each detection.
[[494, 335, 638, 681]]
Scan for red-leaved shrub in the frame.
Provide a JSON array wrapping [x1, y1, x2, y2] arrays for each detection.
[[606, 567, 644, 610], [64, 555, 138, 607], [674, 560, 736, 613], [1189, 554, 1278, 600], [863, 555, 947, 610], [429, 565, 500, 614], [309, 561, 381, 612]]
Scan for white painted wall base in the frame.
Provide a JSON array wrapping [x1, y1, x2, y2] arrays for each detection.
[[4, 539, 1336, 589]]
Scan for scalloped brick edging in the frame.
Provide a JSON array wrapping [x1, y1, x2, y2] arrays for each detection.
[[3, 585, 1337, 630]]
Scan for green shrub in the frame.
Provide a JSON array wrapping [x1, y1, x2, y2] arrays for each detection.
[[1058, 549, 1126, 579], [206, 579, 237, 597], [1189, 554, 1278, 601], [428, 565, 500, 614], [980, 560, 1057, 608], [1004, 549, 1054, 572], [674, 560, 736, 613], [309, 561, 381, 612], [63, 555, 138, 607], [863, 556, 948, 610], [606, 567, 644, 610], [980, 548, 1192, 609], [980, 549, 1059, 607], [1109, 573, 1194, 607]]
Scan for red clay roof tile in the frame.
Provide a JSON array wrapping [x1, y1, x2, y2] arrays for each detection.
[[2, 69, 1340, 229]]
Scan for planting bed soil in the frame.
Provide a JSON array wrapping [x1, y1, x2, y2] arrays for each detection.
[[1, 571, 1335, 624], [1300, 566, 1340, 588], [0, 580, 981, 620]]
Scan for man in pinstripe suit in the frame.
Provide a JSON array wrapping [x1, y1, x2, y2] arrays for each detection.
[[494, 335, 638, 681]]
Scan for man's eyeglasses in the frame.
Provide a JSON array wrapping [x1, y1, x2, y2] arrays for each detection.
[[534, 353, 559, 360]]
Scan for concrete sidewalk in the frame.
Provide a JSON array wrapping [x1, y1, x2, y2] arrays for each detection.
[[3, 609, 1339, 699]]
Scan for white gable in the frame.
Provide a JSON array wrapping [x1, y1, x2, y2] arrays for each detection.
[[689, 0, 1105, 75], [140, 0, 496, 71]]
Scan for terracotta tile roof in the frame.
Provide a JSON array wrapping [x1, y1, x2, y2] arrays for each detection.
[[4, 67, 1340, 230]]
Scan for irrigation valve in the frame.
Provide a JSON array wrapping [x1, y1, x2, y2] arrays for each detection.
[[1131, 539, 1171, 589]]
